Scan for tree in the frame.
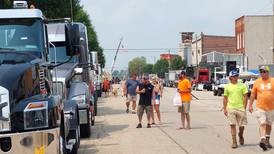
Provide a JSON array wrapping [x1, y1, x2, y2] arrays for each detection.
[[2, 0, 12, 9], [74, 8, 105, 67], [112, 70, 119, 77], [170, 56, 187, 70], [128, 57, 146, 77], [153, 59, 169, 78], [143, 64, 153, 74]]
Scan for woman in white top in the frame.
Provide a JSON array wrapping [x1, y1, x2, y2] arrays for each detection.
[[151, 77, 163, 125]]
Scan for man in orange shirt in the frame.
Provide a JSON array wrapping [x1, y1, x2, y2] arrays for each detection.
[[249, 65, 274, 151], [177, 71, 192, 130]]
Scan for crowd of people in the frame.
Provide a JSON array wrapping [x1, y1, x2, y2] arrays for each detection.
[[102, 65, 273, 151]]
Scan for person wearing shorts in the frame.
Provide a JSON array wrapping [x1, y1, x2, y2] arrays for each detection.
[[136, 76, 155, 128], [150, 77, 163, 125], [223, 70, 248, 148], [249, 65, 274, 151], [177, 71, 192, 130], [124, 74, 139, 113]]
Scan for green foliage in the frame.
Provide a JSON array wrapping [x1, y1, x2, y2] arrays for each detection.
[[74, 8, 105, 67], [170, 56, 187, 70], [128, 57, 147, 77], [143, 64, 154, 74], [2, 0, 12, 8], [112, 70, 119, 77], [153, 59, 169, 78]]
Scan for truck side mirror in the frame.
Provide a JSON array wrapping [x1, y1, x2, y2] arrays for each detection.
[[65, 24, 80, 56]]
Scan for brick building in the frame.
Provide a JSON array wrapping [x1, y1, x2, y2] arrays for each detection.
[[191, 33, 236, 66], [235, 15, 273, 70]]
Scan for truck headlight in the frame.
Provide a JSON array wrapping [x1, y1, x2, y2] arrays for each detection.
[[24, 101, 48, 130], [71, 95, 86, 104]]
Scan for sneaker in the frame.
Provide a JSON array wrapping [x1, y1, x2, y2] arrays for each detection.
[[151, 122, 156, 125], [126, 108, 129, 113], [266, 137, 272, 149], [136, 123, 142, 128], [147, 123, 151, 128], [259, 138, 268, 151], [231, 142, 238, 149], [131, 110, 136, 114]]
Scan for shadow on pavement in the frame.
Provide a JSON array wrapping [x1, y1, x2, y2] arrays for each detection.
[[91, 123, 129, 139], [99, 106, 127, 115], [79, 144, 98, 153]]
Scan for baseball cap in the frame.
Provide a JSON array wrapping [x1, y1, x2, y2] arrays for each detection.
[[259, 65, 270, 72], [180, 70, 186, 75], [229, 70, 239, 77]]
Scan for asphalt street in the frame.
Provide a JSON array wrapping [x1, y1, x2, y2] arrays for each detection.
[[79, 88, 274, 154]]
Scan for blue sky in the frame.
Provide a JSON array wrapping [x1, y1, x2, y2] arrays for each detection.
[[80, 0, 273, 71]]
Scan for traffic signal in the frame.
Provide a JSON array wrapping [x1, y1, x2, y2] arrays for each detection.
[[226, 61, 237, 76]]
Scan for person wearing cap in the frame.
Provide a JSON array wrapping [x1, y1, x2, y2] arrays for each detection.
[[177, 70, 192, 130], [136, 75, 155, 128], [223, 70, 248, 148], [249, 65, 274, 151]]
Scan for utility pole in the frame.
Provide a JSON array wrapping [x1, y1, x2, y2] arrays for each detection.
[[273, 0, 274, 63], [195, 34, 199, 67], [70, 0, 73, 22]]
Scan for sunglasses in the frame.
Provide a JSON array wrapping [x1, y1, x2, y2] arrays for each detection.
[[260, 70, 268, 73]]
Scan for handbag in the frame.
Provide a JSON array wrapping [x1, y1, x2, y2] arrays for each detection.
[[173, 92, 182, 107]]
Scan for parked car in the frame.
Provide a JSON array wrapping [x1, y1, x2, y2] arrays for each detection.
[[213, 78, 229, 96]]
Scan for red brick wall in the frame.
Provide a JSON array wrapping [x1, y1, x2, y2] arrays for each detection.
[[202, 35, 236, 54], [235, 16, 245, 53]]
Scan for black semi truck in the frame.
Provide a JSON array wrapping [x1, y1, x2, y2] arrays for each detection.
[[0, 1, 80, 153]]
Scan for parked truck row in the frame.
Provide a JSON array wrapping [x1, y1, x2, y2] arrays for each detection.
[[0, 1, 103, 153]]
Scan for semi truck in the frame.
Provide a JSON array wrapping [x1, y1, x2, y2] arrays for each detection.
[[0, 1, 80, 153], [48, 22, 96, 138], [193, 68, 212, 91]]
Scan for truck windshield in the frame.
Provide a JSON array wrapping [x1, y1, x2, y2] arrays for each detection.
[[0, 19, 44, 58], [49, 45, 78, 63]]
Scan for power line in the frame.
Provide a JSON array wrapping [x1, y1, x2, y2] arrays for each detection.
[[103, 48, 183, 53], [103, 48, 183, 51]]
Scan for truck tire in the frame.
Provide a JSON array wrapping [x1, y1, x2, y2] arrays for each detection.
[[59, 112, 67, 154], [94, 100, 97, 116], [97, 90, 102, 97], [80, 123, 91, 138], [80, 110, 91, 138], [213, 90, 217, 96], [70, 125, 80, 154], [217, 89, 222, 96]]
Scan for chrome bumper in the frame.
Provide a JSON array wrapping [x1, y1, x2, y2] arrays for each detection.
[[0, 127, 59, 154]]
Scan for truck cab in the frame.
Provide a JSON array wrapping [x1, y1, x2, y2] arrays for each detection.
[[0, 4, 80, 153], [48, 22, 95, 138]]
